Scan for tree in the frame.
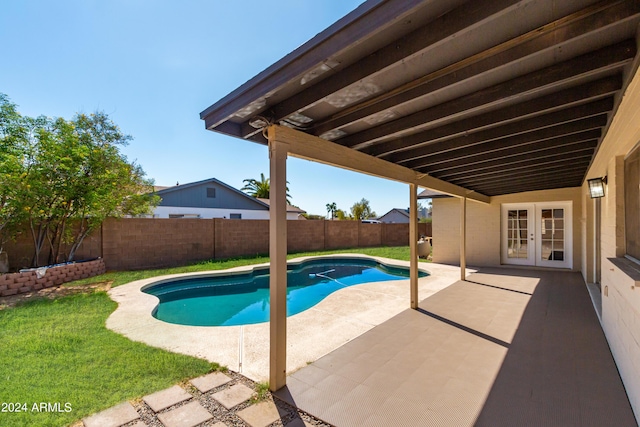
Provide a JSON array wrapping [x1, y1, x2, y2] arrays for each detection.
[[241, 173, 291, 204], [325, 202, 337, 220], [350, 198, 377, 221], [1, 94, 159, 266], [335, 209, 350, 220], [0, 94, 28, 252]]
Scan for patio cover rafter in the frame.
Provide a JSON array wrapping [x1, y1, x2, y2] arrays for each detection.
[[201, 0, 640, 197], [267, 125, 490, 204]]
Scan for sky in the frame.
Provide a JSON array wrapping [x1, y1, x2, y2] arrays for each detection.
[[0, 0, 422, 217]]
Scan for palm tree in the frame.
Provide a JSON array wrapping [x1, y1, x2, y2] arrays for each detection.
[[326, 202, 337, 220], [242, 173, 291, 204], [242, 173, 270, 198]]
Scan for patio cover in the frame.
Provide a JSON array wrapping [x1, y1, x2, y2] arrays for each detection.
[[201, 0, 640, 197], [200, 0, 640, 391]]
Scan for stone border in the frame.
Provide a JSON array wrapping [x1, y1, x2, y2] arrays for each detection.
[[0, 259, 106, 297]]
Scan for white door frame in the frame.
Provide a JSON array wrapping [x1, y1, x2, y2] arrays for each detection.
[[501, 204, 534, 265], [501, 202, 573, 269]]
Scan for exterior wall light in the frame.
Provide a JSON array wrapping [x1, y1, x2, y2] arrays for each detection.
[[587, 176, 607, 198]]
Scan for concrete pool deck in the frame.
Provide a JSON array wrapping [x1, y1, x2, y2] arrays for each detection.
[[106, 255, 465, 382]]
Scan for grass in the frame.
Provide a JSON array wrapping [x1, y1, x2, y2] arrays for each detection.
[[1, 246, 425, 426], [69, 246, 429, 288], [251, 381, 271, 403], [0, 293, 212, 427]]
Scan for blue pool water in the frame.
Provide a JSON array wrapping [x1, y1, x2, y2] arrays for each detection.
[[144, 257, 427, 326]]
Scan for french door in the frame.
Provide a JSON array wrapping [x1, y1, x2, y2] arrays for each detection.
[[501, 202, 572, 269]]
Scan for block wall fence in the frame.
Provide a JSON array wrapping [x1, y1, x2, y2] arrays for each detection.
[[4, 218, 431, 271]]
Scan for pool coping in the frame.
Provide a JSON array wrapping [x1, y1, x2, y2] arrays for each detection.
[[106, 254, 467, 382]]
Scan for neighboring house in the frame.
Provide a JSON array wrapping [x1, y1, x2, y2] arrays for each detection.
[[256, 198, 307, 220], [378, 206, 431, 223], [377, 208, 410, 223], [152, 178, 305, 220]]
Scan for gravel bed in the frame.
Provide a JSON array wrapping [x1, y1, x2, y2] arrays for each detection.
[[86, 369, 334, 427]]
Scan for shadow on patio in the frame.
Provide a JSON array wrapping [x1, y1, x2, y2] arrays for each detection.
[[275, 268, 636, 426]]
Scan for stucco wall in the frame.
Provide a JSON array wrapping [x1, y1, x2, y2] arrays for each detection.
[[582, 63, 640, 421], [432, 187, 582, 269]]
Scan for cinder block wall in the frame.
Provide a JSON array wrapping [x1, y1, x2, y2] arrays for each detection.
[[4, 225, 102, 270], [584, 67, 640, 421], [359, 223, 382, 247], [4, 219, 432, 272], [383, 223, 410, 246], [325, 221, 359, 249], [214, 219, 269, 259], [102, 218, 215, 270], [288, 220, 325, 252]]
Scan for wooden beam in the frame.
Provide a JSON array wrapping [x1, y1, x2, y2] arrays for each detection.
[[365, 82, 618, 158], [444, 155, 593, 183], [409, 183, 418, 309], [391, 105, 609, 165], [475, 180, 585, 196], [335, 41, 634, 149], [430, 146, 596, 179], [266, 0, 522, 133], [408, 128, 602, 172], [460, 196, 467, 281], [449, 159, 592, 187], [311, 0, 640, 138], [268, 125, 491, 204], [267, 135, 288, 391]]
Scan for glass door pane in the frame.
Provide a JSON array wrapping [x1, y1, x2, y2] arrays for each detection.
[[507, 209, 529, 259], [540, 208, 564, 261], [535, 202, 571, 269], [502, 204, 534, 266]]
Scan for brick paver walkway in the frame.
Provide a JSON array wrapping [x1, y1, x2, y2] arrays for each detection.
[[80, 370, 329, 427]]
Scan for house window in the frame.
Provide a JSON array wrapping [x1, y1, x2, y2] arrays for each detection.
[[625, 144, 640, 262], [229, 213, 242, 219], [206, 187, 216, 198], [169, 214, 201, 219]]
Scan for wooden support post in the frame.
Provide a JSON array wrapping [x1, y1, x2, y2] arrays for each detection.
[[410, 183, 419, 309], [268, 134, 288, 391], [460, 196, 467, 281]]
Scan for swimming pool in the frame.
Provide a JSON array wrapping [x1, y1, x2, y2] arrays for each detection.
[[143, 257, 428, 327]]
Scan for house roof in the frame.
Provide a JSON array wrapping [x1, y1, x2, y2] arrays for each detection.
[[154, 177, 270, 209], [152, 178, 309, 213], [378, 208, 410, 220], [417, 189, 450, 199], [200, 0, 640, 197], [257, 198, 307, 214]]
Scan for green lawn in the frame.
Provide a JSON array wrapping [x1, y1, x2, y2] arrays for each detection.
[[0, 246, 426, 426], [70, 245, 429, 288], [0, 293, 212, 427]]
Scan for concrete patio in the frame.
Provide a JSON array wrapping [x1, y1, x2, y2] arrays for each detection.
[[276, 268, 637, 427]]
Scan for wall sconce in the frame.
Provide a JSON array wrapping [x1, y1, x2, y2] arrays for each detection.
[[587, 176, 607, 198]]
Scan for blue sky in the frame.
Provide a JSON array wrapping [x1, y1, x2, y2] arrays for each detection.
[[1, 0, 419, 217]]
